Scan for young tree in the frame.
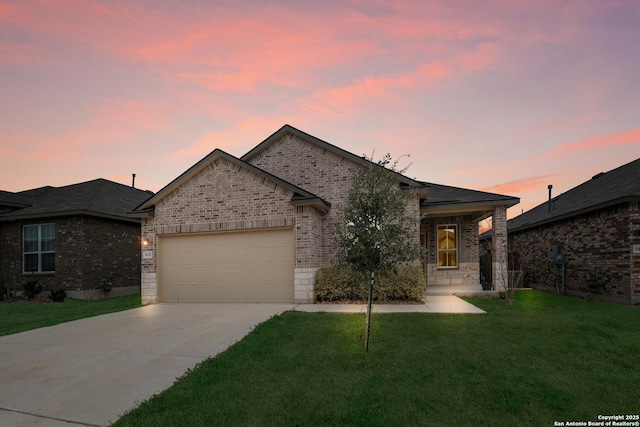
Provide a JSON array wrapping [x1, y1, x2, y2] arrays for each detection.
[[335, 154, 423, 351]]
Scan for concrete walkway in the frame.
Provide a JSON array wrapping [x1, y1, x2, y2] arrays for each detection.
[[0, 296, 484, 426], [294, 295, 485, 313]]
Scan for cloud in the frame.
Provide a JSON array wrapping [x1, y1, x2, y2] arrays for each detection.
[[164, 117, 289, 162], [545, 128, 640, 157], [482, 175, 559, 196]]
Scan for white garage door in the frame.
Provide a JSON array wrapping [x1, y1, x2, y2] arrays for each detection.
[[158, 228, 294, 302]]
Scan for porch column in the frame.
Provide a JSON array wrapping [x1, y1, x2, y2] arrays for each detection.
[[492, 205, 508, 292]]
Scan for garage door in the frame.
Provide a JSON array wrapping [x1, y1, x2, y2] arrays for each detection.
[[158, 228, 294, 302]]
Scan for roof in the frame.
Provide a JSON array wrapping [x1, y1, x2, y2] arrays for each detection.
[[508, 157, 640, 233], [420, 183, 520, 216], [0, 190, 33, 209], [0, 179, 153, 223], [131, 149, 331, 215], [241, 124, 429, 192]]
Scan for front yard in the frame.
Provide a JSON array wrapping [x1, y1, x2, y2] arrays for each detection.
[[0, 295, 141, 336], [113, 291, 640, 426]]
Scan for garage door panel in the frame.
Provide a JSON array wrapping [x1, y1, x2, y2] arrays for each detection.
[[158, 228, 294, 302]]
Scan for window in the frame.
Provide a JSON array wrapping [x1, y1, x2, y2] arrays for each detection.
[[437, 224, 457, 268], [23, 224, 55, 273]]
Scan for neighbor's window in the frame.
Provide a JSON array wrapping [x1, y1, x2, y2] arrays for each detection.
[[23, 224, 55, 273], [437, 224, 457, 268]]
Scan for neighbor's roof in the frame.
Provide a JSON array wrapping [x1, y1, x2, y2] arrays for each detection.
[[420, 182, 520, 214], [0, 179, 153, 223], [131, 149, 331, 215], [508, 157, 640, 233]]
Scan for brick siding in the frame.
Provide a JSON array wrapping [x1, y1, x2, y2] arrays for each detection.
[[422, 215, 480, 286], [0, 216, 141, 297], [246, 133, 362, 264], [509, 201, 640, 305]]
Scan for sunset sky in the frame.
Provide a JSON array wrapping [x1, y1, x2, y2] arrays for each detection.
[[1, 0, 639, 218]]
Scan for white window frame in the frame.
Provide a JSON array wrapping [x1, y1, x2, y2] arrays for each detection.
[[23, 223, 56, 273]]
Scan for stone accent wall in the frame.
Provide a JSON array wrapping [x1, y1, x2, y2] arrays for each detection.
[[0, 216, 141, 298], [510, 202, 640, 305], [294, 267, 318, 303], [422, 215, 480, 286]]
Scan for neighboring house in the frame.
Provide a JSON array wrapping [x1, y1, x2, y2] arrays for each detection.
[[0, 179, 152, 299], [131, 125, 519, 304], [506, 158, 640, 305]]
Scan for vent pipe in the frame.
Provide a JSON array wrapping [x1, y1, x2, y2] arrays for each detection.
[[547, 184, 553, 213], [132, 173, 136, 189]]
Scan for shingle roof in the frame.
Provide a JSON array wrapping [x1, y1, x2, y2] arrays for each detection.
[[420, 182, 520, 209], [0, 179, 153, 222], [508, 157, 640, 232]]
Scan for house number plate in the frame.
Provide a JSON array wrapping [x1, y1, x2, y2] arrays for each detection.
[[143, 250, 153, 259], [633, 244, 640, 254]]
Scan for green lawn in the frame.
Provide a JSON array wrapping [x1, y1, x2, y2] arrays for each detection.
[[113, 291, 639, 427], [0, 295, 141, 336]]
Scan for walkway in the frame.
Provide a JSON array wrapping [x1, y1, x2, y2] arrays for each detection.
[[294, 295, 485, 313]]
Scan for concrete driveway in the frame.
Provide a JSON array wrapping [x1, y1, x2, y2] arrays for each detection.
[[0, 303, 295, 427]]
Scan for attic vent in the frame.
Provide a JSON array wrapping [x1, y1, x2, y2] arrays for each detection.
[[592, 172, 605, 180]]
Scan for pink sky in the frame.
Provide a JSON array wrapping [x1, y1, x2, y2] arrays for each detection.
[[1, 0, 639, 218]]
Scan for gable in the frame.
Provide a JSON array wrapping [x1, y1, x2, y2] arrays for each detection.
[[133, 149, 329, 216], [242, 125, 426, 194], [153, 156, 298, 228], [244, 131, 363, 203]]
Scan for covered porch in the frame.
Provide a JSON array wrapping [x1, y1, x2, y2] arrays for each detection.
[[418, 182, 519, 293]]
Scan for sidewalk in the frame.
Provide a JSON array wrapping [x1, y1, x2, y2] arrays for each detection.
[[293, 295, 485, 314]]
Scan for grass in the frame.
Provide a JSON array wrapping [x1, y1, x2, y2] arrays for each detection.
[[0, 295, 142, 336], [113, 291, 640, 427]]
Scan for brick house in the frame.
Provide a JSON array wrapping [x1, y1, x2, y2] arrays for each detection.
[[506, 158, 640, 305], [0, 179, 152, 299], [132, 125, 519, 304]]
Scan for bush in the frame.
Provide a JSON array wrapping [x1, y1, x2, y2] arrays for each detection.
[[23, 279, 43, 301], [49, 288, 67, 302], [315, 264, 425, 302]]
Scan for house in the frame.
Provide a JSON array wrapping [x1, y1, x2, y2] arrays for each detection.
[[0, 179, 152, 299], [131, 125, 519, 304], [506, 158, 640, 305]]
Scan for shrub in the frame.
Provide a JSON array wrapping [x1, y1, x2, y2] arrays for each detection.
[[23, 279, 43, 301], [315, 264, 425, 302], [49, 288, 67, 302]]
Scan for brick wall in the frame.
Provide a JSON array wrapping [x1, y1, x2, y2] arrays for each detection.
[[142, 157, 298, 273], [141, 156, 307, 303], [510, 202, 639, 305], [246, 134, 361, 264], [422, 214, 480, 286], [0, 216, 141, 297]]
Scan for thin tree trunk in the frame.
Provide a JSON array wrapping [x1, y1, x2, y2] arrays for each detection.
[[365, 271, 374, 352]]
